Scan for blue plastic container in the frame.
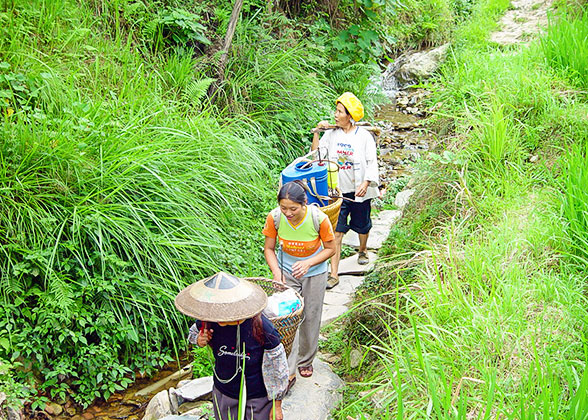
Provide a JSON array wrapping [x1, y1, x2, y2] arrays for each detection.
[[281, 161, 329, 206]]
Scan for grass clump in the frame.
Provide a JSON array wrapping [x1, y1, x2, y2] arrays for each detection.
[[540, 10, 588, 88]]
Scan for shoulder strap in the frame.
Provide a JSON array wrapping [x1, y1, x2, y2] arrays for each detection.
[[273, 205, 322, 233], [271, 207, 281, 231], [308, 204, 323, 233]]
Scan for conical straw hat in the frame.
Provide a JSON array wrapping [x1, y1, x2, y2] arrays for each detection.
[[174, 272, 268, 322]]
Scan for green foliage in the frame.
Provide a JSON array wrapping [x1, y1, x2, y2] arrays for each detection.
[[219, 20, 335, 160], [380, 0, 454, 53], [540, 11, 588, 88], [0, 0, 487, 411], [0, 359, 32, 409], [146, 7, 211, 52], [469, 96, 522, 166], [561, 140, 588, 264], [191, 346, 214, 378], [330, 25, 382, 64]]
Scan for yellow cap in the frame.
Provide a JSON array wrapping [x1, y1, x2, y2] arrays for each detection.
[[335, 92, 364, 122]]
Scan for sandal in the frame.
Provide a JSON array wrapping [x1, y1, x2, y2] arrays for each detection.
[[326, 275, 339, 289], [357, 251, 369, 265], [286, 376, 296, 395], [298, 365, 313, 378]]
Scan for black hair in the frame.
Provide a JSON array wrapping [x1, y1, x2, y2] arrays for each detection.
[[277, 180, 307, 205], [337, 101, 350, 115]]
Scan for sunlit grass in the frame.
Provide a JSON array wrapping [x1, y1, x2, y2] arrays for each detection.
[[540, 12, 588, 89], [336, 192, 588, 419], [561, 139, 588, 265]]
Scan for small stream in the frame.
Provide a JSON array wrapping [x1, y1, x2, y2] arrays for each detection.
[[54, 354, 192, 420], [374, 89, 433, 189]]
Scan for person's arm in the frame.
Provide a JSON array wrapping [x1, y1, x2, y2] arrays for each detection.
[[356, 132, 378, 197], [262, 343, 288, 420], [264, 236, 284, 283], [269, 400, 283, 420], [311, 120, 331, 151]]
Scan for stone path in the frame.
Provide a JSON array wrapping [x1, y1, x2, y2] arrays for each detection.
[[490, 0, 552, 45], [281, 196, 412, 420]]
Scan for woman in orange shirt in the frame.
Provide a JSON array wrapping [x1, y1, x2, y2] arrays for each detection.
[[262, 181, 335, 390]]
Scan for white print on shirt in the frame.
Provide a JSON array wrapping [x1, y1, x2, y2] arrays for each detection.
[[218, 345, 251, 360]]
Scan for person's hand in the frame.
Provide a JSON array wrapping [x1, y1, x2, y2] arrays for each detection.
[[272, 269, 286, 284], [269, 401, 283, 420], [355, 181, 369, 197], [316, 120, 331, 130], [197, 326, 213, 347], [292, 260, 312, 279]]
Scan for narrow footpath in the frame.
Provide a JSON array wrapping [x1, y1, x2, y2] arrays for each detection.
[[281, 202, 409, 420]]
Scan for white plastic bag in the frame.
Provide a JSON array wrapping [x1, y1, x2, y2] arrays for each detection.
[[263, 289, 301, 318]]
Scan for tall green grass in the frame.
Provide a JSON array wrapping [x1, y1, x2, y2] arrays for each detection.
[[330, 0, 588, 418], [0, 0, 334, 407], [218, 17, 335, 160], [336, 192, 588, 419], [561, 140, 588, 264], [540, 11, 588, 89]]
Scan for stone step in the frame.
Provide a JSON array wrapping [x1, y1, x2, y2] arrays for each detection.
[[336, 251, 378, 276], [342, 209, 402, 249], [282, 358, 344, 420]]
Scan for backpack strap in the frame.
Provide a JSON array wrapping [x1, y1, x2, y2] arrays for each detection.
[[273, 205, 323, 233], [271, 207, 282, 231], [308, 203, 323, 233]]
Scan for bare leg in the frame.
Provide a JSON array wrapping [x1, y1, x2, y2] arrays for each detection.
[[329, 231, 344, 279], [358, 232, 369, 254]]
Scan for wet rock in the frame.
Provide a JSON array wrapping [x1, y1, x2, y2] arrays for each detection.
[[395, 44, 450, 85], [45, 402, 63, 416], [178, 400, 212, 416], [174, 377, 213, 402], [6, 407, 22, 420], [135, 364, 193, 397], [142, 390, 172, 420], [320, 353, 342, 364], [168, 387, 180, 414]]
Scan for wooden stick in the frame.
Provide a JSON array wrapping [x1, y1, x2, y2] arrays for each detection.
[[310, 124, 381, 137]]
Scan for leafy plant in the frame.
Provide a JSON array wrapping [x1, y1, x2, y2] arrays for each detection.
[[191, 346, 214, 378], [146, 7, 211, 52]]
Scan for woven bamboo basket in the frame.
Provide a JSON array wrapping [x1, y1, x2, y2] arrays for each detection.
[[246, 277, 304, 357], [321, 188, 342, 230]]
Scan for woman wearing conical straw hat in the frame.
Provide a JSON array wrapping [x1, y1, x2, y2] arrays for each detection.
[[175, 272, 289, 420]]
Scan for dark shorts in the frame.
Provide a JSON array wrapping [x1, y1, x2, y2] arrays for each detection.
[[335, 192, 372, 235]]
